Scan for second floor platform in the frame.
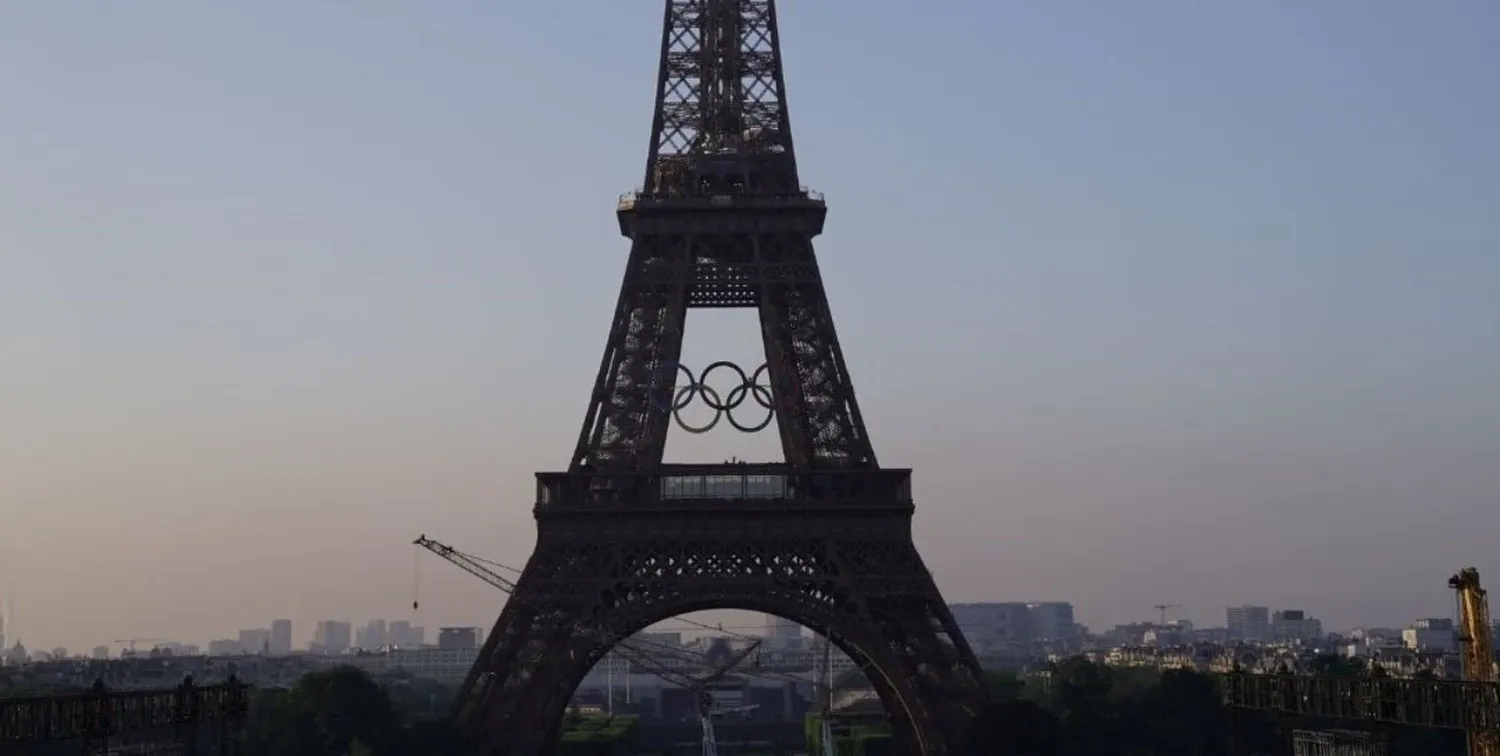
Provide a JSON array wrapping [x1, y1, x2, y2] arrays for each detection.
[[535, 463, 913, 514]]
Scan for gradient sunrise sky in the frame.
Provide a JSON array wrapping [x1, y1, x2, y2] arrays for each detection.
[[2, 0, 1497, 651]]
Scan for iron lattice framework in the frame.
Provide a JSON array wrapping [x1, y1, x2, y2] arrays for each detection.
[[1221, 672, 1500, 733], [456, 2, 986, 754], [0, 678, 250, 753], [1291, 729, 1388, 756]]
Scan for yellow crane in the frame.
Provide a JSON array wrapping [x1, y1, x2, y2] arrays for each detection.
[[1449, 567, 1498, 756]]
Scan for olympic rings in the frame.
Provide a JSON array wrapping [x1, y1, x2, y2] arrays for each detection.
[[651, 359, 776, 434]]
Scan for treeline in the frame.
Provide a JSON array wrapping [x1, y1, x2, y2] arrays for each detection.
[[230, 658, 1469, 755], [237, 667, 466, 755], [958, 657, 1466, 755]]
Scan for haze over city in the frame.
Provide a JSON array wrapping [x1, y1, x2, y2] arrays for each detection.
[[3, 1, 1498, 654]]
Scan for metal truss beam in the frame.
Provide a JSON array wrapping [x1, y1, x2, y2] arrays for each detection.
[[1221, 672, 1500, 733], [0, 678, 251, 749]]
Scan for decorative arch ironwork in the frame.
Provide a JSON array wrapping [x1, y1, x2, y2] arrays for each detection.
[[463, 586, 978, 755]]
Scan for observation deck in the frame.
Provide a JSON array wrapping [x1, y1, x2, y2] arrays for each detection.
[[616, 189, 826, 238], [534, 463, 911, 516]]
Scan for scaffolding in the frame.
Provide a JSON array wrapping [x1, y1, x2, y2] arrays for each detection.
[[1292, 729, 1387, 756]]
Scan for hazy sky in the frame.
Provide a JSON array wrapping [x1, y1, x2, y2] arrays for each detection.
[[3, 1, 1498, 653]]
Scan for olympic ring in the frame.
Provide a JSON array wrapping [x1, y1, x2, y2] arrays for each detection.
[[650, 359, 776, 434]]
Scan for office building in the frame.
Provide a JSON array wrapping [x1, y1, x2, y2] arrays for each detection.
[[765, 615, 801, 645], [947, 602, 1079, 647], [1027, 602, 1078, 641], [1227, 606, 1270, 642], [1403, 618, 1457, 652], [314, 621, 353, 654], [438, 627, 479, 651], [356, 619, 389, 650], [270, 619, 293, 656], [238, 628, 271, 655], [1271, 610, 1323, 643]]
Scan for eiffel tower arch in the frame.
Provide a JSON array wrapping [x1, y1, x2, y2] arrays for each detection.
[[455, 2, 989, 753]]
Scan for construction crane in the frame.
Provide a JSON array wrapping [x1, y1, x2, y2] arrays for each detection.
[[815, 630, 837, 756], [113, 638, 172, 654], [413, 535, 762, 756], [1153, 604, 1182, 626], [1449, 567, 1498, 756]]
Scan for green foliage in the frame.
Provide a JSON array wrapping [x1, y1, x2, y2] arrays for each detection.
[[953, 658, 1465, 756], [554, 715, 638, 755], [1309, 653, 1366, 677], [981, 669, 1027, 701], [241, 666, 405, 756], [556, 714, 637, 743], [226, 658, 1468, 756]]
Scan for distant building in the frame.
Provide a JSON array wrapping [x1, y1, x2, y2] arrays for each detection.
[[438, 627, 479, 651], [1272, 610, 1323, 643], [315, 646, 482, 685], [389, 620, 414, 647], [270, 620, 293, 656], [1403, 618, 1457, 652], [313, 621, 352, 654], [92, 646, 110, 660], [949, 602, 1033, 648], [948, 602, 1077, 649], [1193, 627, 1231, 645], [1351, 627, 1403, 643], [375, 623, 427, 648], [1227, 606, 1270, 642], [238, 628, 271, 655], [207, 639, 241, 656], [1028, 603, 1078, 643], [765, 615, 801, 646], [355, 620, 389, 651]]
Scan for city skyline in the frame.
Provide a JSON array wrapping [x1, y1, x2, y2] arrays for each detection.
[[1, 596, 1476, 658], [4, 1, 1499, 653]]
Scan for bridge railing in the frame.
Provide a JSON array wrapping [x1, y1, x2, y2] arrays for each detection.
[[617, 188, 825, 212], [1219, 672, 1500, 732], [0, 677, 251, 746]]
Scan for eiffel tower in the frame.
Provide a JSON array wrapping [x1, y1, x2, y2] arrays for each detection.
[[456, 2, 987, 753]]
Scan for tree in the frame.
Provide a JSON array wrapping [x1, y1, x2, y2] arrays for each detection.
[[242, 666, 404, 756], [981, 669, 1027, 702], [964, 699, 1064, 755], [1309, 654, 1365, 677], [1134, 669, 1229, 755], [1046, 658, 1122, 754]]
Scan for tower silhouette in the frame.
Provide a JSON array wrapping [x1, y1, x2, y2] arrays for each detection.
[[456, 3, 987, 753]]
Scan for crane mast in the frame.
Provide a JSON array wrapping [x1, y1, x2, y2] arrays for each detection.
[[1153, 604, 1182, 626], [1450, 567, 1499, 756]]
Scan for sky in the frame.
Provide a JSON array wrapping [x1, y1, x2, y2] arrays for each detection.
[[2, 0, 1498, 653]]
